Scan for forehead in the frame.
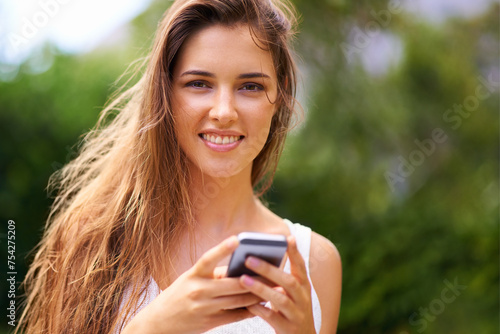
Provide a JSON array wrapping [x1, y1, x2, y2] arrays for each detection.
[[173, 24, 276, 78]]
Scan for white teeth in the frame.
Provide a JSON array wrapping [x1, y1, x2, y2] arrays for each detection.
[[202, 134, 240, 145]]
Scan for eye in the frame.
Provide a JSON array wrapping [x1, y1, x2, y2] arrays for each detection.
[[241, 83, 264, 91], [187, 81, 210, 89]]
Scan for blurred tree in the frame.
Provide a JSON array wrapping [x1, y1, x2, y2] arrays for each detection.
[[269, 1, 499, 333], [0, 45, 142, 333]]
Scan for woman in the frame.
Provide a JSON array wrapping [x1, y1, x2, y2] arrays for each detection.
[[18, 0, 341, 333]]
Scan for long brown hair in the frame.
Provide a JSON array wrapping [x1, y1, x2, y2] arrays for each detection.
[[17, 0, 298, 333]]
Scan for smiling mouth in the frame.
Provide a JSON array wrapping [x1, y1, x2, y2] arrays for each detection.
[[200, 133, 243, 145]]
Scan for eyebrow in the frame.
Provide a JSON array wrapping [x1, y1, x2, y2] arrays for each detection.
[[180, 70, 271, 80], [238, 72, 271, 79]]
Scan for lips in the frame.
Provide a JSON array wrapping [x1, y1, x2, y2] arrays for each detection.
[[201, 133, 243, 145], [198, 131, 244, 152]]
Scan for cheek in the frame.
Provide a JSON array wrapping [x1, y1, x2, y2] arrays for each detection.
[[172, 95, 203, 130], [171, 105, 195, 150], [259, 102, 277, 129], [250, 104, 276, 146]]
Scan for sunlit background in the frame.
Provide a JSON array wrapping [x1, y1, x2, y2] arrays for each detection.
[[1, 0, 498, 333]]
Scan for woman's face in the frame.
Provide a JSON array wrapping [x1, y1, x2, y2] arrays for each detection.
[[171, 24, 278, 180]]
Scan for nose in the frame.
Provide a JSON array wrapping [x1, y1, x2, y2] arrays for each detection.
[[209, 88, 238, 125]]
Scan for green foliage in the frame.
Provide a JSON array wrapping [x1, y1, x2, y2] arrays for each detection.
[[1, 1, 498, 333], [0, 46, 138, 332], [269, 1, 499, 333]]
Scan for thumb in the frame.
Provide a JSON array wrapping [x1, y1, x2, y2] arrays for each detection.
[[193, 236, 239, 277]]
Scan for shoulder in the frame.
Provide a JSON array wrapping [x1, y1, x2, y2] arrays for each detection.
[[309, 232, 341, 271], [309, 231, 342, 333]]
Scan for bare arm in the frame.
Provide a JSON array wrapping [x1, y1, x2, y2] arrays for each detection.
[[309, 232, 342, 333]]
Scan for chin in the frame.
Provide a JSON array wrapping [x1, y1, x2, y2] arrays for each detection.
[[195, 160, 250, 180]]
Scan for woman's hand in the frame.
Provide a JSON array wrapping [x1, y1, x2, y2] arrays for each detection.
[[239, 235, 316, 334], [122, 236, 260, 334]]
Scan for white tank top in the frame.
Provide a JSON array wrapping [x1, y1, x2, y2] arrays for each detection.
[[117, 219, 322, 333]]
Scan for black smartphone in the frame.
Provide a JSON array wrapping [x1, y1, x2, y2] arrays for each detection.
[[226, 232, 288, 277]]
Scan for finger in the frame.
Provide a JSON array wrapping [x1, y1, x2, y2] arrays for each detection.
[[247, 303, 287, 329], [244, 256, 303, 302], [244, 256, 288, 286], [253, 275, 277, 288], [240, 275, 295, 320], [193, 236, 239, 277], [214, 292, 263, 310], [274, 286, 286, 295], [286, 235, 309, 284], [269, 287, 286, 311], [206, 278, 253, 297], [212, 308, 255, 326]]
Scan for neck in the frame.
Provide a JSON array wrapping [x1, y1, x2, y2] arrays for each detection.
[[189, 165, 260, 236]]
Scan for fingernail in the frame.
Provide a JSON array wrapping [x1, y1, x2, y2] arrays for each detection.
[[242, 275, 254, 286], [246, 256, 260, 268]]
